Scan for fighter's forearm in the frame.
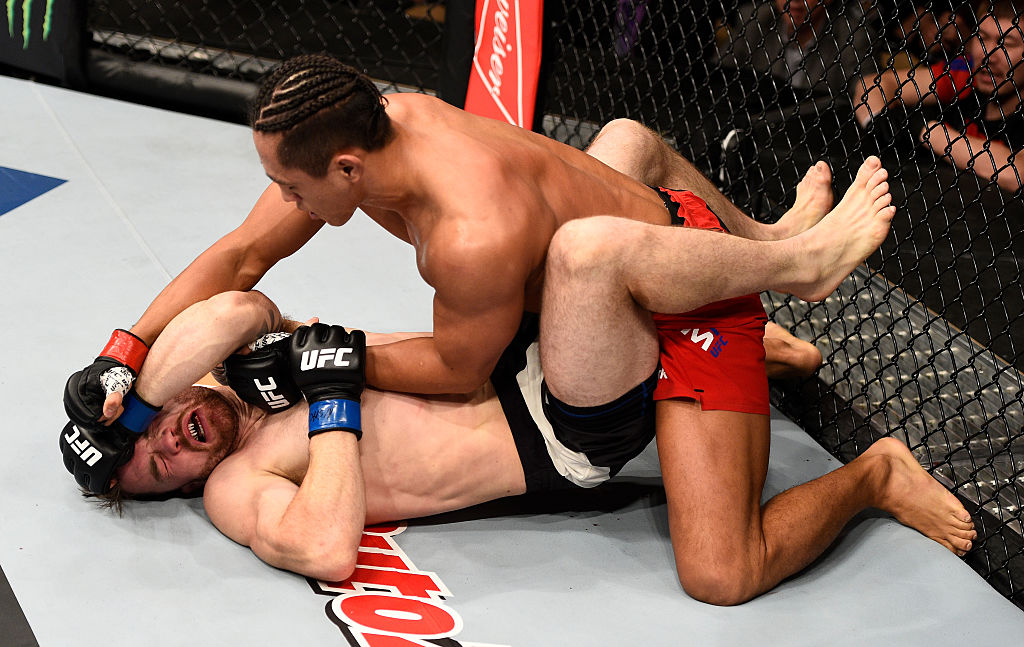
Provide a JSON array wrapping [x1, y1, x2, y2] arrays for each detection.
[[134, 291, 282, 406], [365, 336, 492, 395], [855, 68, 933, 127], [254, 432, 366, 581]]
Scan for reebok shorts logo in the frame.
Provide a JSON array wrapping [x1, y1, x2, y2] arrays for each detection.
[[679, 327, 729, 358]]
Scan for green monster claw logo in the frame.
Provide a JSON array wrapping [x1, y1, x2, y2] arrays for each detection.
[[6, 0, 56, 49]]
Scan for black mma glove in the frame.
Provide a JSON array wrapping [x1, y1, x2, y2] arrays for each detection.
[[222, 333, 303, 412], [60, 420, 135, 494], [289, 323, 366, 439], [64, 329, 149, 425], [59, 391, 159, 494]]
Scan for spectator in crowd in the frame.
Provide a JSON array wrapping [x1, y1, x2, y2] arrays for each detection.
[[716, 0, 878, 99], [856, 0, 1024, 192], [872, 2, 968, 70], [711, 1, 877, 212]]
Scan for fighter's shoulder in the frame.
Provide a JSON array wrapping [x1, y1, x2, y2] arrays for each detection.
[[204, 445, 290, 524], [425, 207, 532, 267], [204, 449, 258, 495]]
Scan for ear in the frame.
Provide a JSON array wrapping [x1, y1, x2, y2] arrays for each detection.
[[331, 152, 364, 182]]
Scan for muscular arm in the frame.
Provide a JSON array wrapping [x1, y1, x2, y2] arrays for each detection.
[[854, 65, 941, 127], [129, 184, 322, 345], [366, 223, 531, 394], [133, 290, 283, 406], [206, 432, 365, 582]]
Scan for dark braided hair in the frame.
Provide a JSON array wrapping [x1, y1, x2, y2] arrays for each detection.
[[249, 54, 392, 177]]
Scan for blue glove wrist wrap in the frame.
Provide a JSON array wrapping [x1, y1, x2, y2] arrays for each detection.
[[120, 392, 160, 434], [308, 399, 362, 440]]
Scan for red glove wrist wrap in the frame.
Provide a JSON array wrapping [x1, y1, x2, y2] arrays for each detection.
[[99, 329, 149, 373]]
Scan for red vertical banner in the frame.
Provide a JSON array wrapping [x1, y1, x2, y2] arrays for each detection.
[[464, 0, 544, 128]]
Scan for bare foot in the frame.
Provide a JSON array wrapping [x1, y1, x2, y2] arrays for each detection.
[[773, 161, 834, 239], [788, 156, 896, 301], [864, 438, 976, 556]]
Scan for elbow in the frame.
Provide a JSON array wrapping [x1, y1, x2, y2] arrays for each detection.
[[449, 369, 491, 395], [204, 289, 267, 313], [305, 543, 359, 582], [258, 532, 360, 582], [203, 290, 278, 331], [283, 528, 361, 581]]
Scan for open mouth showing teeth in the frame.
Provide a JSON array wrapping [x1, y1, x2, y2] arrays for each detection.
[[187, 414, 207, 443]]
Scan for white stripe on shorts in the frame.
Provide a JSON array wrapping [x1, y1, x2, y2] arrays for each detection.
[[516, 341, 611, 488]]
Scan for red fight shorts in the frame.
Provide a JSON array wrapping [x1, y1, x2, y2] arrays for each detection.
[[651, 188, 770, 415]]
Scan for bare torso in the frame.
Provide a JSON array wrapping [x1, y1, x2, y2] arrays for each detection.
[[361, 93, 672, 310], [206, 383, 526, 525]]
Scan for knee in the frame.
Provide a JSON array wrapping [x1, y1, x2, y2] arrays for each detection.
[[548, 217, 635, 279], [764, 326, 823, 380], [596, 118, 652, 146], [771, 341, 823, 380], [792, 340, 823, 376], [673, 552, 763, 606]]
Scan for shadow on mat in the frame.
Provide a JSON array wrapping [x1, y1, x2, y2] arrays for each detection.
[[406, 477, 666, 527]]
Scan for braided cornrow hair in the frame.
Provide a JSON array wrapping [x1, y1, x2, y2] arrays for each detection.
[[249, 54, 392, 177]]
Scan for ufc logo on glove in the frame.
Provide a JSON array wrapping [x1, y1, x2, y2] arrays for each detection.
[[253, 378, 291, 410], [299, 347, 355, 370], [63, 426, 103, 466]]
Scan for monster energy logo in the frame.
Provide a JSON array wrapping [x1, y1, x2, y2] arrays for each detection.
[[6, 0, 55, 49]]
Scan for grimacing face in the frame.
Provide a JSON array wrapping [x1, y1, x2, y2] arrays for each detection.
[[115, 386, 239, 495]]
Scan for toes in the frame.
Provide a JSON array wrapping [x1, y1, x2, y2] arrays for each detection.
[[951, 514, 974, 530], [869, 167, 889, 188], [819, 161, 833, 181], [853, 159, 876, 185], [870, 180, 890, 200], [951, 524, 976, 540], [937, 538, 957, 554], [872, 193, 893, 212]]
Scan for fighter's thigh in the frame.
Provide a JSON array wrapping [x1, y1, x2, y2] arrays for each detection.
[[539, 218, 660, 405], [655, 400, 770, 564]]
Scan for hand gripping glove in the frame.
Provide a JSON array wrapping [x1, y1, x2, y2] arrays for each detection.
[[221, 333, 303, 413], [64, 329, 149, 425], [289, 324, 366, 439], [59, 391, 160, 494]]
